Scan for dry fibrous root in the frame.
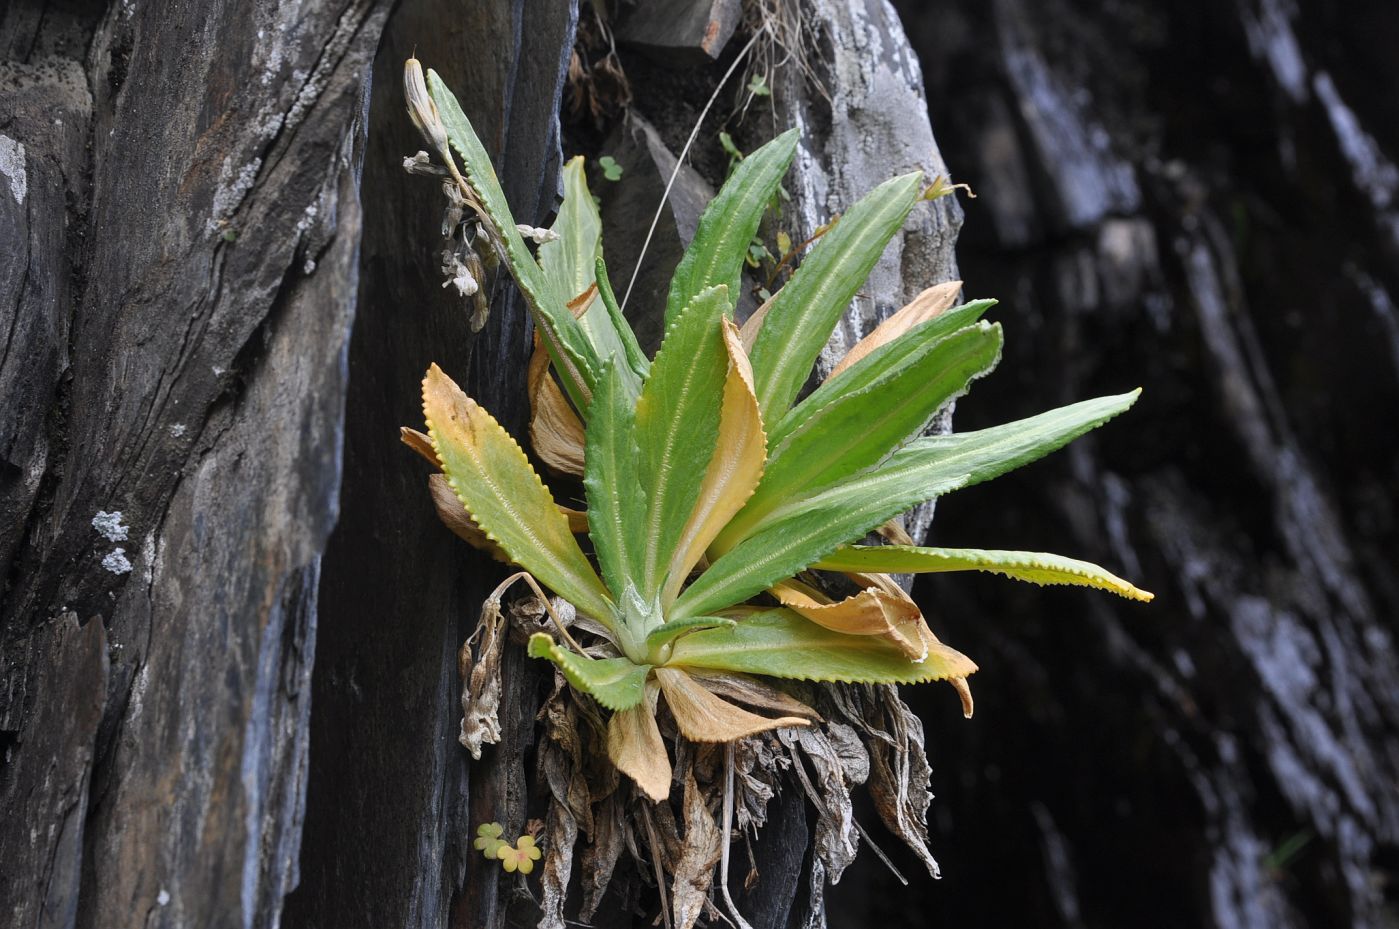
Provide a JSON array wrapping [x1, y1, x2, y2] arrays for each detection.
[[458, 589, 942, 929], [739, 0, 829, 114]]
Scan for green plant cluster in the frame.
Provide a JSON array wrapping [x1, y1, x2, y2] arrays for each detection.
[[404, 61, 1151, 799]]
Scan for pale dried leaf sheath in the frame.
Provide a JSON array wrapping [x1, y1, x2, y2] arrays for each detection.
[[423, 365, 612, 619], [400, 426, 438, 464], [528, 332, 587, 476], [663, 320, 766, 604], [771, 578, 931, 661], [827, 279, 963, 380], [655, 667, 809, 742], [607, 683, 671, 801], [682, 668, 822, 722]]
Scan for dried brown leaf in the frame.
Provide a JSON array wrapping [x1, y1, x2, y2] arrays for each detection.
[[458, 596, 505, 759], [771, 578, 933, 661], [400, 426, 438, 465], [671, 769, 723, 929], [579, 791, 628, 920], [875, 517, 915, 547], [826, 279, 963, 380], [607, 682, 672, 802], [656, 668, 810, 743], [527, 332, 587, 476], [682, 669, 822, 723]]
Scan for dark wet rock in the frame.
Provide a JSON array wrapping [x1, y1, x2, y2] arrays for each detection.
[[886, 0, 1399, 927]]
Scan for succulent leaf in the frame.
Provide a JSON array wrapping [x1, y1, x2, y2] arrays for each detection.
[[814, 545, 1155, 601], [661, 319, 766, 604], [427, 70, 599, 406], [422, 364, 613, 621], [585, 361, 649, 598], [666, 608, 977, 685], [747, 171, 923, 419], [771, 298, 999, 447], [664, 128, 800, 330], [528, 633, 651, 710], [722, 320, 1004, 544], [634, 285, 731, 602], [675, 390, 1142, 619]]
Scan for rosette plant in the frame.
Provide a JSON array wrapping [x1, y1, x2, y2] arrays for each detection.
[[402, 61, 1152, 801]]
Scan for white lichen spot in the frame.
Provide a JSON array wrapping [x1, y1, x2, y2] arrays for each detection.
[[157, 889, 170, 907], [169, 423, 187, 437], [303, 258, 316, 275], [141, 533, 156, 585], [102, 548, 133, 575], [0, 135, 27, 204], [212, 366, 225, 376], [207, 157, 263, 235], [295, 201, 318, 235], [92, 511, 129, 542]]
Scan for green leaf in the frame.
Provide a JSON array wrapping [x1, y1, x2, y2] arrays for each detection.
[[538, 160, 643, 399], [645, 617, 737, 663], [811, 545, 1155, 601], [770, 299, 998, 446], [723, 321, 1003, 542], [427, 70, 598, 406], [584, 362, 648, 599], [634, 285, 731, 602], [528, 633, 651, 710], [664, 129, 799, 329], [594, 255, 650, 386], [599, 155, 623, 181], [423, 365, 615, 622], [538, 156, 600, 307], [674, 390, 1141, 619], [747, 171, 923, 419], [666, 608, 975, 684]]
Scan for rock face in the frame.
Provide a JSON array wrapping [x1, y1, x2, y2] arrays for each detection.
[[0, 0, 965, 927], [1, 2, 388, 927], [878, 1, 1399, 927]]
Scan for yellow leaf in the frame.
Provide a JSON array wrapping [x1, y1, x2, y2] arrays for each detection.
[[606, 682, 671, 801], [771, 577, 933, 662], [654, 667, 809, 742], [405, 429, 588, 545], [826, 279, 963, 380], [662, 319, 767, 604], [527, 332, 587, 476], [423, 364, 612, 620]]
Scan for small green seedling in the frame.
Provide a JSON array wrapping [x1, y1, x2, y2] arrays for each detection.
[[402, 59, 1152, 802], [598, 155, 623, 181]]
